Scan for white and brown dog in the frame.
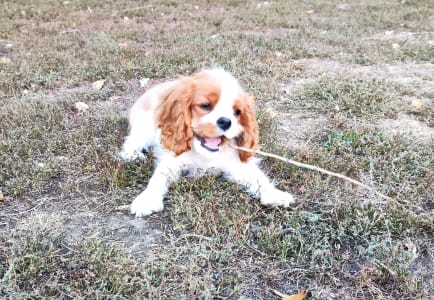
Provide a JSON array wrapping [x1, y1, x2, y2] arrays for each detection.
[[120, 68, 294, 217]]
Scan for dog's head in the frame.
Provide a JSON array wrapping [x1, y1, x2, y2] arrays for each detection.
[[156, 68, 258, 162]]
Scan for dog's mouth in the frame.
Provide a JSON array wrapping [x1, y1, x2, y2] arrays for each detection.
[[197, 136, 224, 152]]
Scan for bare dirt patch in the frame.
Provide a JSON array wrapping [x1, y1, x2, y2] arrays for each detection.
[[265, 108, 330, 150], [64, 213, 163, 253], [376, 113, 434, 143]]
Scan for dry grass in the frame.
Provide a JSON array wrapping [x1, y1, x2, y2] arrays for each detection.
[[1, 0, 433, 299]]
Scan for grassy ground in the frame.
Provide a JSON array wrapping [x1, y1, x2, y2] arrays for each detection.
[[1, 0, 433, 299]]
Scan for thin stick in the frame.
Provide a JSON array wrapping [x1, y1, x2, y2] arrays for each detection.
[[230, 144, 394, 202], [1, 196, 53, 217]]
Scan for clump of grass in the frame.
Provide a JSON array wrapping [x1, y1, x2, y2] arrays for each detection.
[[138, 237, 251, 299], [99, 153, 155, 190], [323, 129, 391, 155], [322, 128, 432, 203], [169, 176, 257, 239], [401, 43, 434, 63], [251, 199, 430, 298], [0, 98, 66, 196], [0, 234, 147, 298], [293, 76, 397, 118], [0, 92, 127, 197], [407, 100, 434, 127]]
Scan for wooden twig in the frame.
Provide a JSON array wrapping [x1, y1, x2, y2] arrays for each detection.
[[175, 234, 214, 244], [1, 196, 53, 217], [373, 259, 397, 277], [229, 144, 394, 202]]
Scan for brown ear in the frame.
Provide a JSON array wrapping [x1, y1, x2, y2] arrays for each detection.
[[157, 79, 195, 156], [237, 95, 258, 162]]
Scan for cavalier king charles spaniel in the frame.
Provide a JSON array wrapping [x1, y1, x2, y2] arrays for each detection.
[[120, 68, 294, 217]]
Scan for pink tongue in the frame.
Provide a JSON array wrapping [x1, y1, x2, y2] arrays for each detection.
[[204, 137, 222, 148]]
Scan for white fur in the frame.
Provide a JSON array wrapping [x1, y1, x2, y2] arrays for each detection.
[[120, 69, 294, 217]]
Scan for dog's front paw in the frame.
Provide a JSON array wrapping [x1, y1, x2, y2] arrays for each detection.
[[130, 191, 164, 217], [260, 188, 295, 208]]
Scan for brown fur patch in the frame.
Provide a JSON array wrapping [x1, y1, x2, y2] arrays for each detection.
[[156, 71, 222, 155], [190, 72, 221, 138], [157, 79, 195, 155], [233, 94, 258, 162]]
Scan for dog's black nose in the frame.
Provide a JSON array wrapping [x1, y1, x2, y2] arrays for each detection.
[[217, 117, 231, 131]]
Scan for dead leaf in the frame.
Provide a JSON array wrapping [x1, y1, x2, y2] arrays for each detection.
[[74, 101, 89, 113], [336, 3, 351, 11], [385, 30, 394, 36], [271, 289, 307, 300], [409, 100, 424, 111], [118, 42, 130, 49], [0, 57, 12, 65], [36, 162, 45, 168], [266, 107, 277, 118], [0, 190, 4, 202], [92, 79, 106, 91], [114, 205, 130, 212], [257, 1, 271, 8]]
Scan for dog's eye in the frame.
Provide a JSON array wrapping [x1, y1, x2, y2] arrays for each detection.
[[234, 109, 241, 116], [200, 103, 212, 111]]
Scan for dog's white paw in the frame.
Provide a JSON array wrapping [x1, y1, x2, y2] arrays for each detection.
[[260, 188, 295, 208], [130, 191, 164, 217]]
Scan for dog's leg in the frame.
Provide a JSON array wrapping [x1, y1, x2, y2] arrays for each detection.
[[224, 159, 295, 207], [130, 154, 181, 217], [120, 133, 148, 161], [120, 109, 156, 161]]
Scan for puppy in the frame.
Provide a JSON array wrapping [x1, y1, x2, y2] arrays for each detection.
[[120, 68, 294, 217]]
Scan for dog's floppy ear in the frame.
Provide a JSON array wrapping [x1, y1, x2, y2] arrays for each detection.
[[157, 79, 195, 156], [236, 94, 258, 162]]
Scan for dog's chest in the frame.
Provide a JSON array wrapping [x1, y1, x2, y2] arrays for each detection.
[[180, 146, 238, 174]]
